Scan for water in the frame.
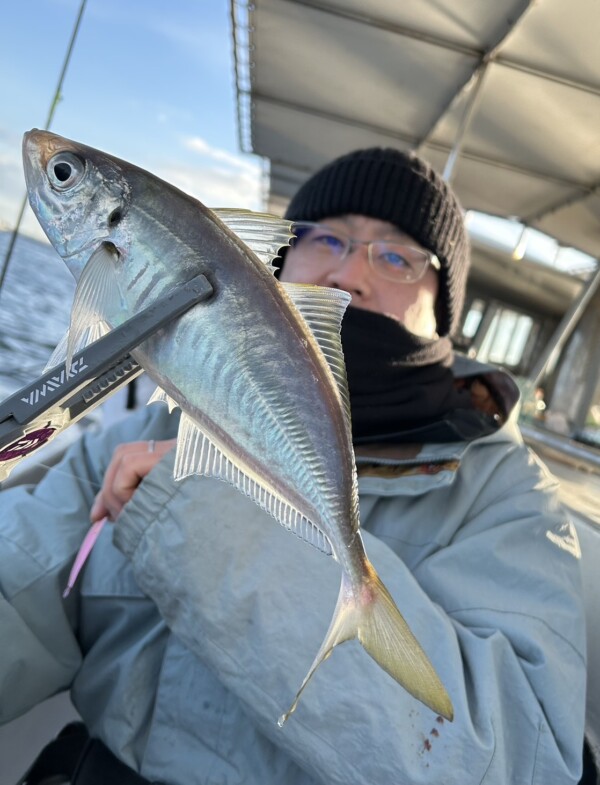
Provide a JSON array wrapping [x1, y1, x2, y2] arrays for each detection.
[[0, 231, 75, 399], [0, 230, 155, 436]]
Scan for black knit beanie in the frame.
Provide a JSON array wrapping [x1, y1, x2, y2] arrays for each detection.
[[283, 147, 470, 337]]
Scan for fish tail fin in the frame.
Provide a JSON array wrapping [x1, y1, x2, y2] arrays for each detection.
[[278, 560, 453, 727], [356, 560, 454, 721]]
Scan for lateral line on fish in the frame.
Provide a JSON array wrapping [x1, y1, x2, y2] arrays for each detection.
[[218, 282, 343, 513], [161, 290, 337, 548], [268, 283, 357, 513], [279, 282, 352, 419], [174, 412, 333, 555], [236, 322, 342, 511], [196, 426, 330, 553]]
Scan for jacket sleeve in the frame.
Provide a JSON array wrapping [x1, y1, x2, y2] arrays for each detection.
[[114, 441, 586, 785], [0, 403, 175, 724]]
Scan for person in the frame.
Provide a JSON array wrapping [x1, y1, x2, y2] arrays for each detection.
[[0, 147, 587, 784]]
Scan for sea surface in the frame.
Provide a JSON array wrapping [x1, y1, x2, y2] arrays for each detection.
[[0, 230, 155, 437], [0, 231, 75, 399]]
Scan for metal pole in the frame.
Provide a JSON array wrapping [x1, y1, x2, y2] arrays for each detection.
[[528, 265, 600, 387], [442, 64, 489, 184], [0, 0, 88, 297]]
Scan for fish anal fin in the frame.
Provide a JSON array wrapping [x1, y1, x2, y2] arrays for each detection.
[[278, 560, 453, 726], [175, 414, 332, 556]]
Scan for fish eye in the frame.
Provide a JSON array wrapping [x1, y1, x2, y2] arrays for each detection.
[[46, 152, 86, 190]]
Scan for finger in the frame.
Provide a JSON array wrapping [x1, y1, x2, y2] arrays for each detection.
[[99, 442, 175, 521], [102, 442, 146, 500], [101, 453, 153, 521], [92, 441, 149, 522], [90, 439, 177, 522], [111, 452, 160, 510]]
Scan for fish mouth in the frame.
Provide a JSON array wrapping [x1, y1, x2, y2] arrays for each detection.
[[23, 129, 67, 185]]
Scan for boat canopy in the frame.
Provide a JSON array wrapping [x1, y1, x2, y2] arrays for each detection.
[[232, 0, 600, 260]]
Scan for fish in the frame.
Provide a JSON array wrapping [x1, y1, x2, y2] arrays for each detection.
[[22, 129, 453, 724]]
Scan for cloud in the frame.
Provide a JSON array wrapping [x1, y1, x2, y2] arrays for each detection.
[[157, 160, 263, 211], [162, 135, 265, 209], [183, 136, 260, 174]]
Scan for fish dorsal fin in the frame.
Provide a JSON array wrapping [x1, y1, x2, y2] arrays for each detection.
[[147, 386, 180, 413], [174, 413, 333, 556], [213, 209, 293, 272], [280, 282, 352, 418], [66, 244, 123, 369]]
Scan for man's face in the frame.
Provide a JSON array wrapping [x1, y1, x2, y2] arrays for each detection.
[[279, 214, 439, 338]]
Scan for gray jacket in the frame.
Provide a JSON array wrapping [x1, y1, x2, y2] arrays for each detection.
[[0, 364, 586, 784]]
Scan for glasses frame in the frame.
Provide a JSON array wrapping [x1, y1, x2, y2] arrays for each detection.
[[290, 221, 440, 284]]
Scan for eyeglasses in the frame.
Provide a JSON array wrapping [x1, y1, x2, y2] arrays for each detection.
[[289, 222, 440, 284]]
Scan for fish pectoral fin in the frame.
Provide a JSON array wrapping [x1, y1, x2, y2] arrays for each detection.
[[174, 414, 333, 556], [147, 386, 179, 413], [44, 328, 71, 371], [212, 209, 293, 272], [278, 562, 453, 727], [44, 322, 111, 373], [65, 243, 123, 369], [280, 283, 352, 419]]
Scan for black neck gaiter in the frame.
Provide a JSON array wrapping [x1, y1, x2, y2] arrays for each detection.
[[340, 307, 478, 444]]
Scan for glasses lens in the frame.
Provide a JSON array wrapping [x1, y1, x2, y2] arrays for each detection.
[[370, 242, 431, 282], [290, 223, 348, 259], [290, 222, 312, 246]]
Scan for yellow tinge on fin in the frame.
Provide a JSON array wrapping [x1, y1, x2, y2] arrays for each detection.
[[278, 559, 453, 727]]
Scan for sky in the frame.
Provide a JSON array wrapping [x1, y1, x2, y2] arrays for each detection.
[[1, 0, 595, 275], [0, 0, 263, 241]]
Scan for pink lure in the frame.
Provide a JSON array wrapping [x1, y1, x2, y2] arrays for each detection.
[[63, 517, 107, 598]]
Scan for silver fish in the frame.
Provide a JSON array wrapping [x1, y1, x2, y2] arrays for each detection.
[[22, 129, 453, 724]]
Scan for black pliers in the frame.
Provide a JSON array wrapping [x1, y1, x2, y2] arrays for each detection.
[[0, 274, 213, 482]]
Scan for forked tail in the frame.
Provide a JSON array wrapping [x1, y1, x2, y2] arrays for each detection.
[[278, 558, 453, 726]]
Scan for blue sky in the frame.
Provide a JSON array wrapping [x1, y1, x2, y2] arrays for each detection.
[[0, 0, 263, 240]]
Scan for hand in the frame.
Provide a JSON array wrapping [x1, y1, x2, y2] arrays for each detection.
[[90, 439, 176, 522]]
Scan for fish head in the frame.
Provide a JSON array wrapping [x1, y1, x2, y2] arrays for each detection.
[[22, 129, 132, 280]]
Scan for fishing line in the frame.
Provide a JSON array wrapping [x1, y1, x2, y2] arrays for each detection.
[[4, 460, 102, 492], [0, 0, 88, 297]]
